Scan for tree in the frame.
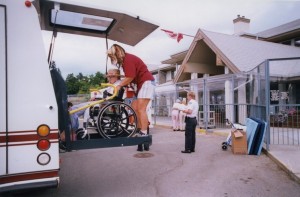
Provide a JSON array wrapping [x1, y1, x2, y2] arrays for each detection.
[[89, 72, 106, 86], [76, 72, 84, 81], [65, 73, 80, 94], [65, 72, 106, 94]]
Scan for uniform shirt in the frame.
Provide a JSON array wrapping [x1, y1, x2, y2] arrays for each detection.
[[186, 99, 199, 118], [122, 53, 154, 94]]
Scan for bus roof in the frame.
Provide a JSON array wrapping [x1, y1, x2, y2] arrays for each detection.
[[34, 0, 159, 46]]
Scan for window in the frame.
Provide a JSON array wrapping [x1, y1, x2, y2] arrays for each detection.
[[51, 9, 114, 32]]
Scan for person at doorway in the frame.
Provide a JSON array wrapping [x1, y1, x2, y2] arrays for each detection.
[[171, 99, 181, 131], [107, 44, 155, 137], [181, 91, 199, 153]]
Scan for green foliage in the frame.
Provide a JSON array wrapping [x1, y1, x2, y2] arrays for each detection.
[[65, 72, 106, 94], [66, 73, 80, 94]]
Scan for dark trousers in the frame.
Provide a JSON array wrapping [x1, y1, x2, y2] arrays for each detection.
[[185, 117, 197, 151]]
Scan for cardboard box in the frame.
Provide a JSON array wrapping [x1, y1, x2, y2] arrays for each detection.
[[231, 129, 247, 155]]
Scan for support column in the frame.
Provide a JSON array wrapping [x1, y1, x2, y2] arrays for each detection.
[[237, 78, 247, 124], [225, 68, 233, 122]]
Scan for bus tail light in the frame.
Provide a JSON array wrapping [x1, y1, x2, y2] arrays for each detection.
[[37, 139, 50, 151]]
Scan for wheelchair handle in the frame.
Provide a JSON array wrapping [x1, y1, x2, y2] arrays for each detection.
[[69, 83, 117, 115]]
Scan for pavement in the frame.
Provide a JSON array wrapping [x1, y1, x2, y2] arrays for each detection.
[[152, 116, 300, 184], [4, 118, 299, 196]]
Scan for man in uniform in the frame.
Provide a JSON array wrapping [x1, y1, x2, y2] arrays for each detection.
[[181, 91, 199, 153]]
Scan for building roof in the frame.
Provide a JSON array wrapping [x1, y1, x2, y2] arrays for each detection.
[[161, 50, 188, 64], [147, 64, 160, 72], [202, 29, 300, 71], [174, 29, 300, 82], [255, 19, 300, 38]]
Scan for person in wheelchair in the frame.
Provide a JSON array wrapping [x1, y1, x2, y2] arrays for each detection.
[[70, 68, 139, 140], [79, 69, 139, 140], [83, 68, 123, 129]]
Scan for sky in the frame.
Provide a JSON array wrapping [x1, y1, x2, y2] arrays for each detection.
[[42, 0, 300, 78]]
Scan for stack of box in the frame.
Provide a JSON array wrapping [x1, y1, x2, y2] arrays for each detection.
[[231, 129, 247, 154]]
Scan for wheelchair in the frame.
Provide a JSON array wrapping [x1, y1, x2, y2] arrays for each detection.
[[74, 84, 138, 140]]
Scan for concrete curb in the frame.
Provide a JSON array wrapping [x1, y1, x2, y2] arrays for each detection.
[[262, 148, 300, 184]]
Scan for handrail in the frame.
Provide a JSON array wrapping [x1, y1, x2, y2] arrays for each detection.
[[69, 83, 117, 115]]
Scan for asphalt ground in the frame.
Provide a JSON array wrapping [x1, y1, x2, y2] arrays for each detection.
[[154, 116, 300, 185], [5, 125, 300, 197]]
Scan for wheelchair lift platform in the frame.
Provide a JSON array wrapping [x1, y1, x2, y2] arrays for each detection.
[[66, 135, 152, 151]]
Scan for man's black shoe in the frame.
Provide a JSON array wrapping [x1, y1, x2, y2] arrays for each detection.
[[191, 150, 195, 152], [181, 150, 191, 153]]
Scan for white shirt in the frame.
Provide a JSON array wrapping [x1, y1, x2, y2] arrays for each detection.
[[98, 80, 123, 98], [186, 99, 199, 118], [172, 102, 181, 110], [178, 103, 188, 111]]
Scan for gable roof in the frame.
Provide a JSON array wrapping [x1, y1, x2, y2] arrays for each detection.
[[161, 50, 188, 64], [255, 19, 300, 39], [174, 29, 300, 82]]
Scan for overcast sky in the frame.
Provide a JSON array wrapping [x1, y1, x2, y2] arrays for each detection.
[[42, 0, 300, 78]]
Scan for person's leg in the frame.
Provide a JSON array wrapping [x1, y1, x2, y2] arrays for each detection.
[[185, 119, 193, 151], [172, 111, 177, 131], [179, 112, 183, 130], [191, 119, 197, 151], [146, 102, 153, 128], [136, 81, 154, 135], [175, 112, 180, 130], [181, 113, 186, 131], [131, 100, 141, 129], [133, 99, 149, 151], [135, 98, 150, 133]]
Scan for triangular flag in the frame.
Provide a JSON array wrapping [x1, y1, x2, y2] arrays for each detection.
[[161, 29, 183, 43]]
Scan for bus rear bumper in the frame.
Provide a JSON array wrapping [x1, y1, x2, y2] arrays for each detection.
[[0, 177, 59, 193]]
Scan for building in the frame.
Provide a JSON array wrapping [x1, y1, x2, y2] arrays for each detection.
[[151, 16, 300, 127]]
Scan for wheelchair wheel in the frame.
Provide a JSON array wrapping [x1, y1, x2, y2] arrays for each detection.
[[97, 101, 138, 138]]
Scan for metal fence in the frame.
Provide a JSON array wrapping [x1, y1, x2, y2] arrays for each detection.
[[153, 57, 300, 149], [66, 58, 300, 148]]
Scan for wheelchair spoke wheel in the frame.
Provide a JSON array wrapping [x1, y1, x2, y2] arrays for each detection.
[[97, 102, 138, 138]]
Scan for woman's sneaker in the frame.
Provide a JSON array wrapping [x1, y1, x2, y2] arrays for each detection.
[[134, 130, 148, 137]]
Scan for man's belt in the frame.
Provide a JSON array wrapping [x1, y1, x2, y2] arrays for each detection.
[[186, 117, 196, 119]]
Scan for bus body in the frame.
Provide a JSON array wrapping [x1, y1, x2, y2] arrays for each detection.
[[0, 0, 158, 193]]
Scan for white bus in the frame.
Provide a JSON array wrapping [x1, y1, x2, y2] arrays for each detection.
[[0, 0, 158, 193]]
